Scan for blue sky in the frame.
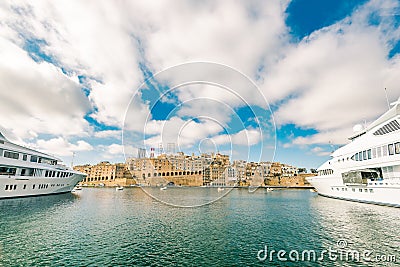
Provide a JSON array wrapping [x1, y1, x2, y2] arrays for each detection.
[[0, 0, 399, 170]]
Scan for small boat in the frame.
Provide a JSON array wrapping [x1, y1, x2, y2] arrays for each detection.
[[160, 186, 167, 191], [115, 186, 124, 191], [217, 187, 224, 192], [74, 186, 82, 191], [266, 188, 274, 192], [98, 183, 105, 187]]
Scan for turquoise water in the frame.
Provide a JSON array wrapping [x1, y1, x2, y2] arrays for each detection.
[[0, 188, 399, 266]]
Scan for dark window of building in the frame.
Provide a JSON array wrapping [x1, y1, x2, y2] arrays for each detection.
[[23, 154, 27, 161], [23, 184, 26, 189]]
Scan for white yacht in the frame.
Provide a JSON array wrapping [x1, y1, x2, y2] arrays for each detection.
[[307, 97, 400, 207], [0, 132, 86, 199]]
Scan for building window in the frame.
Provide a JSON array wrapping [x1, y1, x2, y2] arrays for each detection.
[[30, 155, 38, 162]]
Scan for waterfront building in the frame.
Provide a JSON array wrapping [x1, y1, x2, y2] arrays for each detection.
[[74, 161, 135, 187], [126, 153, 204, 186]]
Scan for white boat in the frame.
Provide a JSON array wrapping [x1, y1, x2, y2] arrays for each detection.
[[73, 185, 82, 190], [307, 97, 400, 207], [217, 187, 224, 192], [0, 132, 86, 199], [115, 185, 124, 191], [160, 186, 167, 191], [266, 188, 274, 192]]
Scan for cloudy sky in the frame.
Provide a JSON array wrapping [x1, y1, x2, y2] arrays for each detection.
[[0, 0, 399, 170]]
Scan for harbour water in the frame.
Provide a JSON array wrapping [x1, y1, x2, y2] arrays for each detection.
[[0, 188, 399, 266]]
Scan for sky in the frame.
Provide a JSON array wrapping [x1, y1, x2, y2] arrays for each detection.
[[0, 0, 399, 170]]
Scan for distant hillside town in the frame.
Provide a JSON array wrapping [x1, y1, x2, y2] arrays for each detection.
[[74, 150, 315, 187]]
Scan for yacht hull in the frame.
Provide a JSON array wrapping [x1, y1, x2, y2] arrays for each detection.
[[0, 174, 85, 199], [308, 176, 400, 207]]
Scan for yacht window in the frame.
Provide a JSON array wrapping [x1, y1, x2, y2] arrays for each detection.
[[355, 153, 359, 161], [377, 147, 382, 157], [0, 167, 17, 176], [388, 144, 395, 155], [30, 155, 38, 163], [382, 145, 388, 156], [395, 142, 400, 154], [372, 148, 377, 158], [367, 149, 372, 160], [45, 171, 49, 177], [23, 154, 27, 161], [21, 169, 26, 176], [4, 151, 19, 159], [5, 185, 8, 190], [363, 151, 367, 160]]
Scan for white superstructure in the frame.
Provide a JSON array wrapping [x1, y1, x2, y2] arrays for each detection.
[[307, 97, 400, 207], [0, 132, 86, 199]]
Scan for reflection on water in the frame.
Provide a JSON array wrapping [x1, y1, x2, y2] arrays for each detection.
[[0, 188, 398, 266]]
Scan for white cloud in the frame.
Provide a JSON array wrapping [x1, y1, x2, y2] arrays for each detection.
[[1, 0, 400, 166], [94, 130, 121, 139], [212, 128, 262, 146], [262, 0, 400, 146], [29, 137, 93, 157], [0, 36, 91, 139], [310, 146, 332, 157], [1, 0, 143, 128]]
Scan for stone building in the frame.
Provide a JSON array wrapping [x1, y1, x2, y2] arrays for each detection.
[[74, 161, 135, 187], [126, 153, 203, 186]]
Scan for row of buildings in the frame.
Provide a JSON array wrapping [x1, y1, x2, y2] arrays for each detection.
[[74, 152, 313, 187]]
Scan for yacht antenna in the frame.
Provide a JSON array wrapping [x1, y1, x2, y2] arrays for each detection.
[[71, 151, 76, 167], [384, 88, 390, 110]]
